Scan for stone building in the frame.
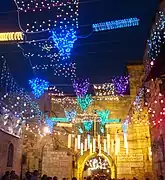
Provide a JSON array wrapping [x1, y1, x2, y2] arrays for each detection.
[[143, 0, 165, 179], [0, 130, 22, 177], [22, 64, 153, 180]]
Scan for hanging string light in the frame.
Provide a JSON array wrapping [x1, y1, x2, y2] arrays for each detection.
[[77, 94, 93, 111], [0, 57, 42, 120]]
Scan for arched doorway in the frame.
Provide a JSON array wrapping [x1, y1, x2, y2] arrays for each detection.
[[76, 151, 116, 180]]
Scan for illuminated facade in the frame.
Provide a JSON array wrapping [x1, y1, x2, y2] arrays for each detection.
[[143, 0, 165, 179], [22, 64, 153, 180]]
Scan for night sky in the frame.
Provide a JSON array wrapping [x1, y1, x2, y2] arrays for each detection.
[[0, 0, 159, 90]]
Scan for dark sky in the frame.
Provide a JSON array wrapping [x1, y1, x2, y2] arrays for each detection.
[[0, 0, 159, 90]]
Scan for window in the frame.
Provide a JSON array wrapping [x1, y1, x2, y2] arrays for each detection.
[[7, 143, 14, 167]]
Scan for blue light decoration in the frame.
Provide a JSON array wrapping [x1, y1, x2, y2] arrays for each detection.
[[65, 110, 77, 122], [77, 94, 93, 111], [51, 28, 77, 59], [29, 78, 49, 98], [45, 115, 55, 132], [93, 17, 139, 32], [83, 120, 93, 131], [73, 78, 90, 97]]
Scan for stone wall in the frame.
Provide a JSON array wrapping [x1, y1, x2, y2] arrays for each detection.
[[0, 130, 22, 177]]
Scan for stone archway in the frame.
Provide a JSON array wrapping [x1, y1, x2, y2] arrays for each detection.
[[76, 151, 117, 180]]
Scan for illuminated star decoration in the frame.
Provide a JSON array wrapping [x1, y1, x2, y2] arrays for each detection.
[[45, 115, 55, 132], [96, 110, 110, 125], [65, 110, 77, 122], [73, 78, 90, 97], [78, 126, 83, 134], [51, 28, 77, 59], [29, 78, 49, 98], [77, 94, 93, 111], [83, 120, 93, 131]]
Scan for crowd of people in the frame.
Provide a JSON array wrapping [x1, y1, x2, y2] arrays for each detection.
[[0, 170, 164, 180]]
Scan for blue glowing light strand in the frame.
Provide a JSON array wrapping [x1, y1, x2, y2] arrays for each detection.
[[45, 115, 54, 132], [93, 17, 139, 32], [50, 117, 69, 122], [83, 120, 93, 131], [29, 78, 49, 98], [51, 28, 77, 59], [65, 110, 77, 122]]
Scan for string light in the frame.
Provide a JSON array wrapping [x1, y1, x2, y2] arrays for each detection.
[[51, 28, 77, 59], [77, 94, 93, 111], [0, 57, 42, 120], [29, 78, 49, 98], [148, 11, 165, 61], [93, 17, 139, 32], [0, 32, 24, 42], [65, 110, 77, 122], [73, 78, 90, 97], [96, 110, 110, 125]]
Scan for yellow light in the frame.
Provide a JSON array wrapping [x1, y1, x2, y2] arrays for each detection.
[[56, 123, 72, 127], [0, 32, 24, 41], [93, 138, 96, 152], [84, 138, 87, 151], [81, 142, 84, 155], [75, 138, 77, 152], [98, 134, 100, 148], [68, 134, 72, 148], [43, 126, 50, 134], [77, 135, 81, 149], [107, 134, 110, 155]]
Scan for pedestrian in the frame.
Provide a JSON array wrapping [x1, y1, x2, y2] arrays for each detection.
[[41, 175, 47, 180], [31, 170, 39, 180], [72, 177, 77, 180], [53, 176, 57, 180]]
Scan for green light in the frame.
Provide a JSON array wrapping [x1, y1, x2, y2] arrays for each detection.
[[106, 119, 120, 123], [77, 94, 93, 111], [83, 121, 93, 131], [50, 117, 69, 122], [96, 110, 110, 125]]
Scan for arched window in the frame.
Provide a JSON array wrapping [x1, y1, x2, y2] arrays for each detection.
[[7, 143, 14, 167]]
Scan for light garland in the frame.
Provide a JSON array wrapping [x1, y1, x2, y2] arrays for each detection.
[[29, 78, 49, 98], [96, 110, 110, 125], [148, 11, 165, 61], [0, 58, 42, 120], [15, 0, 79, 78], [77, 94, 93, 111], [51, 28, 77, 59], [93, 17, 139, 32], [111, 76, 129, 95], [73, 78, 89, 97], [0, 32, 24, 42]]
